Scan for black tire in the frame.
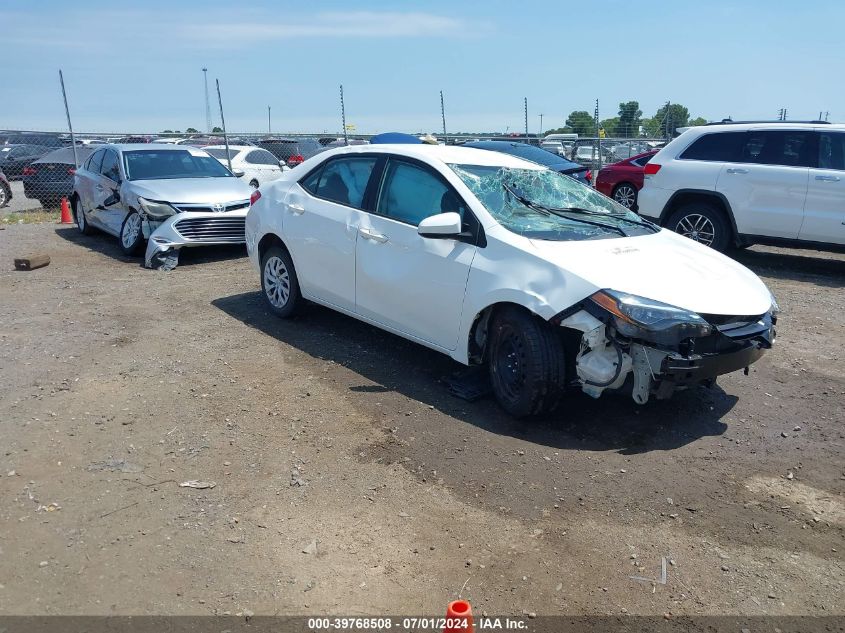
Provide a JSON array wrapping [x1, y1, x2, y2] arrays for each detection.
[[73, 197, 94, 235], [666, 202, 731, 252], [119, 211, 144, 256], [0, 184, 10, 208], [249, 179, 259, 189], [487, 305, 567, 417], [260, 244, 301, 318], [612, 182, 638, 209]]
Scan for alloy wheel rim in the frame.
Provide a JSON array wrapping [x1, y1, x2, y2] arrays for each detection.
[[122, 214, 141, 248], [263, 256, 290, 308], [0, 187, 6, 206], [614, 186, 636, 208], [676, 213, 715, 246]]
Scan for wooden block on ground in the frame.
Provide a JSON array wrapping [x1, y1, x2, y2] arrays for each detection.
[[14, 254, 51, 270]]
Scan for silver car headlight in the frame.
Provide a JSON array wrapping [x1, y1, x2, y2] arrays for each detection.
[[138, 197, 177, 220], [590, 289, 713, 345], [768, 290, 780, 317]]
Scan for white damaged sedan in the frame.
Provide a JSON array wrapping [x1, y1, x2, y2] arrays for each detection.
[[245, 145, 778, 416]]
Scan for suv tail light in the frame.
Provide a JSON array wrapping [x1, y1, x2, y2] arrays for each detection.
[[287, 154, 305, 167], [22, 166, 37, 176], [644, 163, 661, 175], [584, 169, 592, 184], [249, 189, 261, 206], [67, 167, 76, 176]]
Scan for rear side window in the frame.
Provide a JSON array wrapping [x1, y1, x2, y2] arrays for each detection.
[[679, 132, 745, 162], [739, 131, 812, 167], [818, 132, 845, 171], [246, 150, 279, 166], [85, 149, 106, 172], [301, 157, 377, 209], [99, 150, 121, 181]]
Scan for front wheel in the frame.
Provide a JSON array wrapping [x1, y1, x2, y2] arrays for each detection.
[[487, 306, 567, 417], [666, 203, 731, 252], [612, 183, 638, 209], [119, 211, 144, 255], [260, 245, 301, 318]]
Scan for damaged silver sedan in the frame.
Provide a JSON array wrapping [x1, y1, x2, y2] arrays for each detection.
[[71, 144, 252, 269]]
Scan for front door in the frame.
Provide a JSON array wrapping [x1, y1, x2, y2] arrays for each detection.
[[716, 130, 812, 239], [355, 158, 477, 351], [283, 156, 378, 311], [800, 130, 845, 245]]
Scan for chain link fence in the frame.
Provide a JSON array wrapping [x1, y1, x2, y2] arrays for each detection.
[[0, 128, 667, 219]]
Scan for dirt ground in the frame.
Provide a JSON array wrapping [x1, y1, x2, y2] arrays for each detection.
[[0, 223, 843, 618]]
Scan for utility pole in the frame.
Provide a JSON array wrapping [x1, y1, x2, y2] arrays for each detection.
[[539, 113, 544, 137], [340, 84, 348, 146], [440, 90, 446, 142], [215, 79, 232, 173], [268, 106, 271, 135], [524, 97, 528, 143], [595, 99, 602, 170], [58, 70, 79, 168], [203, 68, 212, 133]]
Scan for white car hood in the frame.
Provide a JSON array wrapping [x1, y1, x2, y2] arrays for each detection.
[[128, 177, 251, 204], [529, 229, 773, 316]]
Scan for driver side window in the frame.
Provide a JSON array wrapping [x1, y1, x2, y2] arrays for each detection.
[[377, 160, 465, 226]]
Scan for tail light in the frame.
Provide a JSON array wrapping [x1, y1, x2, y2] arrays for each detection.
[[249, 190, 261, 206], [67, 167, 76, 176], [644, 163, 661, 175], [22, 166, 37, 176], [584, 170, 592, 184], [287, 154, 304, 167]]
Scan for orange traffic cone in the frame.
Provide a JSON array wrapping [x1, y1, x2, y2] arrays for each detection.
[[444, 600, 473, 633], [59, 197, 73, 224]]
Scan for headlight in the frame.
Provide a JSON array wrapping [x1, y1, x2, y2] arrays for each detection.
[[590, 289, 713, 345], [138, 197, 177, 220], [769, 291, 780, 317]]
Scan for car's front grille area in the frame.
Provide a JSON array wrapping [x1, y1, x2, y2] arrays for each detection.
[[173, 217, 246, 242], [173, 201, 249, 213]]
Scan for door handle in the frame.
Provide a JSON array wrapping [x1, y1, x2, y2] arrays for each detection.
[[360, 228, 389, 243], [725, 168, 748, 174], [815, 174, 841, 182], [96, 184, 104, 191], [288, 203, 305, 215]]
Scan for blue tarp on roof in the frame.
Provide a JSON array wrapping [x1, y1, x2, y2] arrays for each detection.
[[369, 132, 422, 145]]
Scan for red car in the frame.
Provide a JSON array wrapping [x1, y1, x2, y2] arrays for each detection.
[[595, 150, 657, 210]]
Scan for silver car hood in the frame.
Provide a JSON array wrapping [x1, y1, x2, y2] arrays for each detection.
[[128, 177, 251, 204]]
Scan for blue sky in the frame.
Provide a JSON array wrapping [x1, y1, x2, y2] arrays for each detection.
[[2, 1, 843, 134]]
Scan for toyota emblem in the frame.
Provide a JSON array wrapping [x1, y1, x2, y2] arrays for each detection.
[[212, 203, 225, 212]]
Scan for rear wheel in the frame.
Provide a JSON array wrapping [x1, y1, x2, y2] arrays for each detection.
[[487, 306, 566, 417], [0, 184, 9, 208], [73, 197, 94, 235], [612, 183, 637, 209], [260, 245, 301, 318], [119, 211, 144, 255], [666, 202, 731, 252]]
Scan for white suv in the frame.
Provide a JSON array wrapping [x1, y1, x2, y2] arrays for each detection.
[[638, 122, 845, 251]]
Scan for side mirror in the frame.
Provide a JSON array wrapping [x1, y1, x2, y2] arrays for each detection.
[[102, 190, 121, 207], [233, 169, 245, 177], [418, 212, 462, 239]]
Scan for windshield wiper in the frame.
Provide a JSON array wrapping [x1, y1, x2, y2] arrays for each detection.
[[556, 205, 659, 232], [502, 183, 627, 237]]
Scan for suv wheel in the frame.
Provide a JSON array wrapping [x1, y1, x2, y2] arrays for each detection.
[[487, 306, 566, 417], [667, 202, 731, 252]]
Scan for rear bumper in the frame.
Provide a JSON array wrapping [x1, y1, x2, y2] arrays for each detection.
[[635, 184, 672, 221], [23, 180, 72, 200], [144, 210, 247, 268]]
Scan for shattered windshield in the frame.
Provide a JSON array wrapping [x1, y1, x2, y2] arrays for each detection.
[[450, 164, 654, 241]]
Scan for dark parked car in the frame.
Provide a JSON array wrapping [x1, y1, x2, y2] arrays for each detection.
[[23, 146, 94, 207], [0, 169, 11, 208], [0, 132, 64, 148], [594, 150, 657, 209], [0, 144, 51, 178], [462, 140, 592, 184], [257, 137, 324, 167]]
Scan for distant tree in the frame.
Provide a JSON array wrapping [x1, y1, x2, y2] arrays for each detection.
[[565, 111, 596, 137], [212, 126, 223, 133], [617, 101, 642, 137], [688, 116, 708, 127], [600, 117, 620, 137], [543, 126, 573, 136], [186, 127, 200, 134], [652, 103, 690, 137], [161, 129, 174, 134]]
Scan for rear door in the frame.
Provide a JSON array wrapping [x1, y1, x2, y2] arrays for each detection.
[[716, 130, 812, 238], [283, 155, 378, 311], [800, 130, 845, 245], [92, 149, 125, 234], [76, 148, 106, 223], [354, 157, 478, 351]]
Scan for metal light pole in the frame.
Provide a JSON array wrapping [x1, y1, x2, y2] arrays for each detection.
[[340, 84, 348, 146], [203, 68, 212, 133], [215, 79, 232, 173], [440, 90, 446, 142], [268, 106, 271, 135], [539, 113, 544, 138], [58, 70, 79, 168], [524, 97, 528, 143]]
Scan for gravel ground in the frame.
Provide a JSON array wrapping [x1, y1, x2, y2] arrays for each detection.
[[0, 223, 843, 617]]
